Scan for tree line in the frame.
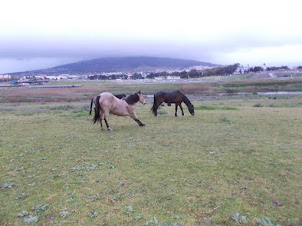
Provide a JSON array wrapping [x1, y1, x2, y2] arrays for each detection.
[[244, 66, 289, 73], [147, 64, 239, 79], [245, 65, 299, 73], [88, 64, 302, 80], [90, 63, 240, 80]]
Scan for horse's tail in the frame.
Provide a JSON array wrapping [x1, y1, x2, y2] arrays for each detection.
[[151, 95, 157, 115], [89, 97, 94, 115], [93, 95, 101, 123]]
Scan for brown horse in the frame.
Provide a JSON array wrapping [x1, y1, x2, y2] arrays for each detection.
[[93, 91, 146, 131], [151, 90, 194, 116]]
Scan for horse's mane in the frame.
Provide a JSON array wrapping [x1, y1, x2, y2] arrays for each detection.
[[125, 93, 139, 105], [181, 92, 193, 106]]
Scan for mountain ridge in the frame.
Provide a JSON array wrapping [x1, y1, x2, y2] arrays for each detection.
[[10, 56, 218, 76]]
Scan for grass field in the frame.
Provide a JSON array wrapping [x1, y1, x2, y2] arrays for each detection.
[[1, 90, 301, 225], [1, 77, 302, 103]]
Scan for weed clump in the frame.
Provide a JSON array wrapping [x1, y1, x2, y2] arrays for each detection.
[[253, 103, 263, 107]]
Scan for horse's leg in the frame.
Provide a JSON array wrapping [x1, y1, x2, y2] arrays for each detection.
[[100, 109, 104, 130], [179, 103, 184, 116], [155, 101, 163, 116], [103, 110, 112, 131], [104, 118, 112, 131], [136, 118, 145, 126], [175, 104, 178, 117], [152, 98, 164, 116], [130, 112, 145, 126]]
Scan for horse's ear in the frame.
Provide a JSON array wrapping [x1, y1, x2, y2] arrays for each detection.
[[138, 90, 141, 94]]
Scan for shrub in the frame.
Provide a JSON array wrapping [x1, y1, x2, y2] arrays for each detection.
[[253, 103, 263, 107]]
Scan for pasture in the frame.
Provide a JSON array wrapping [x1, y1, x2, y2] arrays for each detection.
[[0, 83, 302, 225]]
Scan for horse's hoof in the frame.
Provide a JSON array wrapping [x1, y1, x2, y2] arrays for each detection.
[[108, 128, 113, 132]]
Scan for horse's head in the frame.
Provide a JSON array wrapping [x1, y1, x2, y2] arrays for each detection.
[[138, 90, 146, 105], [188, 104, 195, 116]]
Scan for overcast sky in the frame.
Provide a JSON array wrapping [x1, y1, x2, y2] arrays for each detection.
[[1, 0, 302, 73]]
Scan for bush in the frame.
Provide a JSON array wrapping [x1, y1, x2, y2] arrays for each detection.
[[253, 103, 263, 107]]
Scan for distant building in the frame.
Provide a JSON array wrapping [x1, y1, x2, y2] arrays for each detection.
[[154, 75, 181, 80], [0, 74, 11, 81], [166, 75, 181, 80], [186, 65, 215, 71]]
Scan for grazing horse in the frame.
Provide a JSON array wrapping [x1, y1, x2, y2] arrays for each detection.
[[93, 91, 146, 131], [89, 94, 126, 115], [151, 90, 194, 117]]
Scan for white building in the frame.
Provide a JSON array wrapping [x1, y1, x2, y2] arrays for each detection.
[[166, 75, 181, 80], [0, 74, 11, 80]]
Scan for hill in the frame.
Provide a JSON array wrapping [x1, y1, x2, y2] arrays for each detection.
[[11, 56, 217, 76]]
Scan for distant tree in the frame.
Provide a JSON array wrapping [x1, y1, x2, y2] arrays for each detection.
[[121, 74, 128, 80], [100, 75, 108, 80], [146, 73, 156, 79], [11, 75, 20, 81], [89, 75, 98, 80], [252, 66, 264, 72], [202, 63, 239, 76], [109, 74, 117, 80], [132, 73, 144, 80], [281, 65, 289, 70], [247, 66, 262, 73], [188, 69, 202, 78], [267, 66, 289, 71], [297, 66, 302, 69], [180, 71, 188, 79], [171, 71, 180, 77], [158, 71, 168, 79], [224, 63, 240, 74], [267, 67, 277, 71]]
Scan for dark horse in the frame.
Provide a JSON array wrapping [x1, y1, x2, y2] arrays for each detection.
[[151, 90, 194, 117], [89, 94, 126, 115], [93, 91, 146, 131]]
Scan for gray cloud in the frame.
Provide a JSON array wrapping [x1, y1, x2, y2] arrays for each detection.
[[1, 0, 302, 73]]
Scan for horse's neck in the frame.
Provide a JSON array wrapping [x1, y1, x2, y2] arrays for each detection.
[[125, 94, 139, 105], [182, 95, 192, 106]]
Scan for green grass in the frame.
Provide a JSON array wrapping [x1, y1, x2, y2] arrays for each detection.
[[195, 105, 238, 111], [0, 97, 302, 225]]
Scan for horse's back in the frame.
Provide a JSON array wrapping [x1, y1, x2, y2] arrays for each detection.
[[154, 91, 167, 102], [99, 92, 129, 115], [99, 92, 116, 106], [154, 91, 166, 97], [155, 90, 183, 103], [155, 90, 182, 97], [99, 92, 115, 98]]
